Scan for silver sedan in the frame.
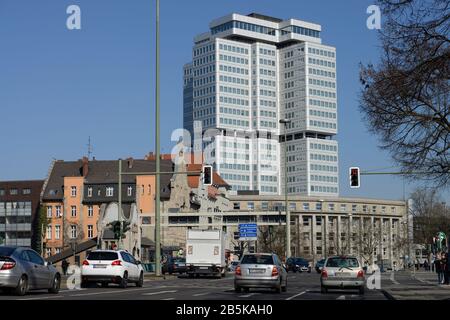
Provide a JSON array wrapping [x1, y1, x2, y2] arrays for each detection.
[[0, 246, 61, 296], [320, 255, 365, 294]]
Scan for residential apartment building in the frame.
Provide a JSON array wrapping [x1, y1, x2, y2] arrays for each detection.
[[0, 180, 44, 249], [183, 13, 338, 197]]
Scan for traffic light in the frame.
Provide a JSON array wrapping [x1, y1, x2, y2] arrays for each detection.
[[122, 221, 131, 238], [203, 165, 212, 185], [349, 167, 360, 188], [110, 221, 121, 240]]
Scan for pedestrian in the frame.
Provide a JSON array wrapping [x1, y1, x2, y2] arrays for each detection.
[[424, 260, 429, 271], [61, 259, 69, 276], [435, 253, 443, 284], [443, 252, 449, 285]]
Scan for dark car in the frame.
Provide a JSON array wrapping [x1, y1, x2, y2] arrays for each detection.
[[286, 257, 311, 273], [162, 256, 186, 275], [315, 259, 326, 273]]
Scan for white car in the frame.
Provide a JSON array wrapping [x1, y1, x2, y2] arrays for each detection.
[[81, 250, 144, 288]]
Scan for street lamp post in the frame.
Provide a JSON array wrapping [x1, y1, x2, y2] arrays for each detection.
[[279, 119, 291, 259]]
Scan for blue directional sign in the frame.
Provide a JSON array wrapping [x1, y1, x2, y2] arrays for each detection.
[[239, 223, 257, 241]]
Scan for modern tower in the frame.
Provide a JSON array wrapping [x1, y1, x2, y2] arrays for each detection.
[[183, 13, 339, 197]]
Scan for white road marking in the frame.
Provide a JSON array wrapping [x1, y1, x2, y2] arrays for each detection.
[[193, 292, 211, 297], [142, 290, 177, 296], [18, 295, 64, 301], [162, 297, 175, 300], [70, 287, 156, 297], [336, 295, 346, 300], [239, 293, 259, 298], [285, 291, 307, 300]]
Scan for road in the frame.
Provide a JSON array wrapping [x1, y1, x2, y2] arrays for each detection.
[[0, 271, 394, 300]]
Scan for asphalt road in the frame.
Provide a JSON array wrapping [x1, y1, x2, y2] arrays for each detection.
[[0, 271, 391, 300]]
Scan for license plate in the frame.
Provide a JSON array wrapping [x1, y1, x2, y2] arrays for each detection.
[[200, 267, 208, 270], [178, 264, 186, 267], [339, 272, 352, 277], [93, 264, 107, 268], [249, 269, 265, 274]]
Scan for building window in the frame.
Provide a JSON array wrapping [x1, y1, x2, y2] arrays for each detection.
[[55, 206, 61, 218], [55, 248, 61, 254], [316, 232, 322, 240], [106, 187, 114, 197], [70, 225, 77, 239], [55, 225, 61, 240], [71, 206, 77, 217], [148, 185, 151, 195], [0, 189, 4, 196], [233, 203, 240, 210], [316, 246, 322, 255], [372, 206, 377, 213], [88, 206, 93, 217], [22, 188, 31, 195], [382, 206, 386, 214], [47, 206, 52, 218], [303, 217, 310, 226], [71, 186, 77, 197], [303, 203, 310, 210], [127, 186, 132, 197], [87, 225, 93, 238], [142, 217, 151, 225], [46, 248, 52, 257], [352, 204, 357, 212], [247, 202, 254, 210], [363, 205, 368, 212], [261, 202, 269, 210], [303, 247, 310, 254], [328, 204, 335, 211], [141, 185, 144, 195], [316, 202, 322, 210], [316, 216, 322, 226], [87, 187, 93, 197], [289, 203, 296, 210], [340, 204, 347, 212], [391, 207, 396, 213], [10, 189, 18, 195], [46, 225, 52, 239]]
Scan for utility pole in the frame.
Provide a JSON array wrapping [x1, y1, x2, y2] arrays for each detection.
[[279, 119, 291, 259], [155, 0, 162, 277], [118, 159, 122, 248]]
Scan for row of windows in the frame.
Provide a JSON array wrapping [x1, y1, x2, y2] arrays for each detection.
[[193, 54, 215, 67], [284, 81, 295, 89], [219, 64, 249, 75], [309, 68, 336, 79], [221, 173, 250, 181], [309, 99, 337, 109], [212, 21, 276, 36], [219, 75, 248, 85], [309, 88, 336, 99], [309, 109, 337, 119], [219, 117, 250, 127], [194, 75, 215, 88], [219, 106, 249, 117], [200, 118, 216, 127], [310, 164, 338, 172], [284, 60, 294, 69], [260, 89, 276, 97], [261, 186, 278, 193], [194, 86, 215, 98], [310, 143, 338, 152], [194, 107, 214, 118], [309, 78, 336, 89], [259, 68, 276, 77], [232, 185, 251, 191], [310, 185, 338, 193], [260, 79, 276, 87], [193, 65, 215, 77], [308, 57, 336, 69], [284, 91, 295, 99], [260, 120, 277, 128], [260, 110, 276, 118], [310, 175, 338, 184], [0, 202, 32, 210], [308, 47, 335, 58], [219, 96, 249, 106], [220, 163, 250, 171], [284, 70, 295, 79], [309, 120, 337, 130], [261, 175, 277, 182], [220, 85, 249, 96], [221, 152, 250, 160], [259, 58, 275, 67], [219, 43, 249, 55], [310, 153, 338, 162], [219, 54, 248, 65], [193, 96, 215, 108], [0, 188, 31, 196], [260, 99, 277, 108], [220, 141, 249, 149], [281, 25, 320, 38], [259, 48, 276, 56], [193, 44, 214, 57]]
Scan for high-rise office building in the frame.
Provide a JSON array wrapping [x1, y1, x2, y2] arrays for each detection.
[[183, 13, 338, 197]]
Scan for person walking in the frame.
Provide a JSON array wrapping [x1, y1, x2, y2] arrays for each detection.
[[61, 259, 69, 276]]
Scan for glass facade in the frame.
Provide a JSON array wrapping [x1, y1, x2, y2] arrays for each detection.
[[0, 201, 32, 246]]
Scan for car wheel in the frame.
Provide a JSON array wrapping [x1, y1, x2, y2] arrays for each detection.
[[274, 280, 282, 293], [359, 286, 365, 295], [48, 274, 61, 294], [234, 286, 241, 293], [282, 279, 287, 292], [321, 285, 328, 294], [136, 272, 144, 287], [81, 280, 90, 288], [119, 272, 128, 289], [101, 282, 109, 288], [14, 275, 28, 296], [243, 287, 250, 293]]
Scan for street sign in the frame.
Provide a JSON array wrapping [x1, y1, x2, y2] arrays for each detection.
[[239, 223, 257, 241]]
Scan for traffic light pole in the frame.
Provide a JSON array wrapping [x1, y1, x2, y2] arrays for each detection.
[[118, 159, 122, 247], [155, 0, 161, 277]]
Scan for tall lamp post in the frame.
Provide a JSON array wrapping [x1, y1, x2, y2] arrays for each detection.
[[155, 0, 161, 277], [279, 119, 292, 259]]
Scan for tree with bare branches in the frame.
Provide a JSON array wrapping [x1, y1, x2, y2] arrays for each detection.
[[360, 0, 450, 187]]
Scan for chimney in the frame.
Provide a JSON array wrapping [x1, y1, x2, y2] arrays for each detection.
[[82, 156, 89, 177], [127, 157, 134, 169]]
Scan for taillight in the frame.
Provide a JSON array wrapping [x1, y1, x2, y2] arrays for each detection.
[[82, 260, 89, 266], [271, 266, 279, 277], [321, 269, 328, 279], [235, 266, 241, 276], [1, 261, 16, 270], [357, 270, 364, 278], [111, 260, 122, 266]]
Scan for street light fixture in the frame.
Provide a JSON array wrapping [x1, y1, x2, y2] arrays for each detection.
[[279, 119, 292, 259]]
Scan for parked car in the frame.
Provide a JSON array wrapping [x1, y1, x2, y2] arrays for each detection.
[[81, 250, 144, 288], [162, 256, 187, 274], [320, 256, 365, 295], [0, 246, 61, 296], [234, 253, 287, 293], [228, 261, 239, 272], [286, 257, 311, 273], [315, 258, 326, 273]]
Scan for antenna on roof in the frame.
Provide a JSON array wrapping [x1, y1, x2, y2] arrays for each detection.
[[87, 136, 93, 160]]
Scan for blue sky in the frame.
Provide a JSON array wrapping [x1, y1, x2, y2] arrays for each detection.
[[0, 0, 439, 200]]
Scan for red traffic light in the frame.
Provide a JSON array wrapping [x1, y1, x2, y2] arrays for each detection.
[[349, 167, 360, 188]]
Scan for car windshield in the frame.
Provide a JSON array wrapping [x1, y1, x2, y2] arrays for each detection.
[[87, 252, 118, 261], [241, 254, 274, 265], [326, 257, 359, 268], [0, 247, 16, 257], [295, 258, 307, 264]]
